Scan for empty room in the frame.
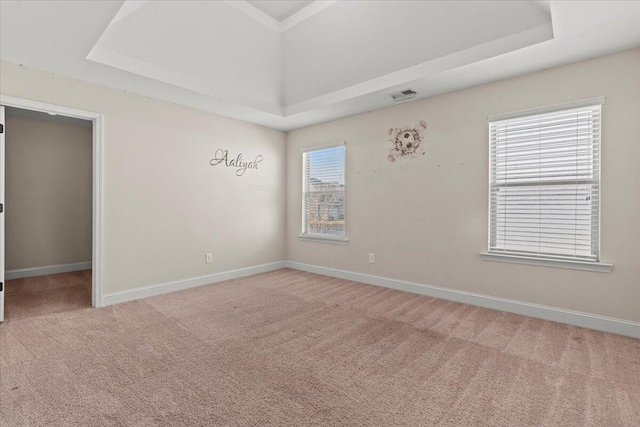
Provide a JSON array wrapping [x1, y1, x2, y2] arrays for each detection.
[[0, 1, 638, 426]]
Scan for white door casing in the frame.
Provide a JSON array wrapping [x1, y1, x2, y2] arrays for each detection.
[[0, 95, 104, 312], [0, 105, 5, 322]]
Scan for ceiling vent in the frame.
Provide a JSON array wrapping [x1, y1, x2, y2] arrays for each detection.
[[390, 89, 417, 102]]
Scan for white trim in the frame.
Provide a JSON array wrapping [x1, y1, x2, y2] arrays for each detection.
[[284, 22, 552, 117], [595, 102, 603, 264], [0, 106, 5, 322], [225, 0, 282, 33], [280, 1, 337, 32], [89, 258, 637, 337], [5, 262, 92, 280], [480, 252, 612, 273], [92, 114, 105, 308], [102, 261, 286, 306], [486, 100, 603, 264], [284, 261, 639, 338], [0, 95, 105, 308], [225, 0, 337, 33], [105, 0, 149, 30], [0, 95, 102, 121], [301, 142, 347, 238], [488, 96, 605, 123], [301, 140, 345, 153], [86, 46, 282, 116], [298, 234, 349, 245]]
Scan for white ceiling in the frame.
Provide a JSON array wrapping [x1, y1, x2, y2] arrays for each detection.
[[247, 1, 315, 22], [1, 1, 639, 131]]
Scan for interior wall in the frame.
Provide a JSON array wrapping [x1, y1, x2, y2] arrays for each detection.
[[5, 115, 92, 270], [286, 48, 640, 323], [1, 49, 637, 322], [0, 61, 287, 294]]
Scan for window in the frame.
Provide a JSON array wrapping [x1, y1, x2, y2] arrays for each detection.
[[488, 99, 603, 264], [302, 144, 345, 240]]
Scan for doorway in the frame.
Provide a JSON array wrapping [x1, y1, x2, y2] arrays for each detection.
[[0, 96, 104, 322]]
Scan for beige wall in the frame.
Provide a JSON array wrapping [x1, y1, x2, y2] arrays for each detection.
[[286, 48, 640, 323], [0, 62, 287, 294], [5, 115, 92, 270], [1, 49, 637, 322]]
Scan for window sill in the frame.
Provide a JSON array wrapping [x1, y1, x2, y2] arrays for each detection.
[[480, 252, 612, 273], [298, 234, 349, 245]]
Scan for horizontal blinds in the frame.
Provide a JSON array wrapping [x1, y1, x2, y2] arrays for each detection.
[[489, 104, 601, 261], [303, 145, 345, 236]]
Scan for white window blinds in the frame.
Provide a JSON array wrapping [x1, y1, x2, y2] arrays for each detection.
[[303, 144, 345, 237], [489, 100, 602, 262]]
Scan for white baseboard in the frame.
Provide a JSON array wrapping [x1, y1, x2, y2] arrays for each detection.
[[96, 259, 639, 338], [284, 261, 640, 339], [102, 261, 286, 306], [5, 262, 92, 280]]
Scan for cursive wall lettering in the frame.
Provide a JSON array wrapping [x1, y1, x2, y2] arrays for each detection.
[[210, 149, 264, 176]]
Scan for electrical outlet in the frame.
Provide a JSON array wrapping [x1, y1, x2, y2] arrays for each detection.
[[206, 253, 213, 264], [369, 253, 375, 264]]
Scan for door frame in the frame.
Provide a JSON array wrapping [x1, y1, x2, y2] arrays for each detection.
[[0, 95, 105, 308]]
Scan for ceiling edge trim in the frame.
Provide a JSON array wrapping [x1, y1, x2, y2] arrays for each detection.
[[105, 0, 150, 30], [224, 0, 281, 32], [226, 0, 337, 33], [280, 1, 337, 32], [86, 45, 284, 116], [284, 22, 554, 116]]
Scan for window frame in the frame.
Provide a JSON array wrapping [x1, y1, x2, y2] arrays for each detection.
[[299, 142, 348, 244], [481, 97, 612, 273]]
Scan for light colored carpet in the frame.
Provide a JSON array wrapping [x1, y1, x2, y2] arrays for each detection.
[[1, 268, 638, 426], [2, 270, 92, 322]]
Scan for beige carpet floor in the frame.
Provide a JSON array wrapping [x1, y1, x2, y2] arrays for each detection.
[[0, 268, 638, 426], [2, 270, 92, 322]]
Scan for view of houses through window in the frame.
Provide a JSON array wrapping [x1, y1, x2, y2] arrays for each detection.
[[303, 145, 345, 237]]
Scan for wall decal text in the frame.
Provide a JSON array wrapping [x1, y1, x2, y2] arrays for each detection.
[[210, 149, 264, 176]]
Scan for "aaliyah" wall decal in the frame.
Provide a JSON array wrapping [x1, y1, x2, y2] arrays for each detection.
[[387, 120, 427, 162], [210, 149, 264, 176]]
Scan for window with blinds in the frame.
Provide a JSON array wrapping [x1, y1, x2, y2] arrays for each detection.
[[302, 144, 345, 237], [489, 100, 602, 262]]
